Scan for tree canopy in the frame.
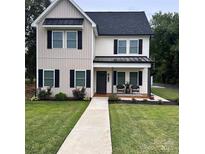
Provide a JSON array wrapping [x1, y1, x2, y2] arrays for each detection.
[[25, 0, 51, 82], [150, 12, 179, 84]]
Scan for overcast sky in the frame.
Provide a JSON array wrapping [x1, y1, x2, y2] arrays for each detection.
[[73, 0, 178, 19]]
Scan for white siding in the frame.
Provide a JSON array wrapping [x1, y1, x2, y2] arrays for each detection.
[[95, 36, 150, 57], [37, 0, 93, 97]]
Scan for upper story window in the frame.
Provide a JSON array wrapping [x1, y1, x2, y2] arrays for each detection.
[[52, 31, 63, 48], [67, 31, 77, 48], [44, 70, 54, 87], [130, 40, 139, 54], [118, 40, 127, 54]]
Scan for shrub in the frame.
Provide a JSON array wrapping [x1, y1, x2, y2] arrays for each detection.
[[157, 100, 163, 105], [175, 98, 179, 105], [84, 97, 91, 101], [108, 94, 120, 101], [131, 98, 137, 103], [30, 95, 38, 101], [72, 87, 86, 100], [38, 87, 52, 100], [55, 92, 67, 101]]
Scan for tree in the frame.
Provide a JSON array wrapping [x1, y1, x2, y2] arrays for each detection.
[[150, 12, 179, 84], [25, 0, 51, 82]]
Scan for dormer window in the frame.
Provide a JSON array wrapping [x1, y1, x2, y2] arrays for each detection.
[[67, 31, 77, 48], [52, 31, 63, 48]]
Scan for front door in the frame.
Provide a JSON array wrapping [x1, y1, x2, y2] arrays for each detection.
[[96, 71, 107, 94]]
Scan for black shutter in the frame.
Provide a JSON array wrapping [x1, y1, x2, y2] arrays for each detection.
[[113, 71, 117, 85], [86, 70, 91, 88], [139, 39, 143, 54], [38, 69, 43, 87], [114, 39, 118, 54], [139, 71, 143, 86], [70, 70, 74, 88], [78, 31, 82, 49], [55, 70, 60, 88], [47, 30, 52, 49]]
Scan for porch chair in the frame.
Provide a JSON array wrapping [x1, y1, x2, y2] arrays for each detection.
[[116, 84, 126, 93], [130, 85, 140, 94]]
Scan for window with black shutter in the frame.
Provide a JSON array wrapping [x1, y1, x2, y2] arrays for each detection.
[[47, 30, 52, 49], [70, 70, 74, 88]]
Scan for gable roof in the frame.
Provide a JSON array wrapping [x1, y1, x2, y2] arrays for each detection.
[[31, 0, 96, 27], [86, 11, 153, 36]]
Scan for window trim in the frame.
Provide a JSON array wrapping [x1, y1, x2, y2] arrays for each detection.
[[43, 69, 55, 87], [75, 70, 86, 87], [129, 40, 139, 54], [117, 72, 125, 85], [117, 40, 127, 54], [52, 31, 64, 48], [66, 31, 78, 49], [129, 72, 139, 85]]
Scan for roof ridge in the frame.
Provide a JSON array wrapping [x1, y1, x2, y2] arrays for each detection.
[[85, 11, 145, 13]]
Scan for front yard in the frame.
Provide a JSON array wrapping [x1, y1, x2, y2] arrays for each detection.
[[152, 87, 179, 101], [109, 104, 179, 154], [25, 101, 88, 154]]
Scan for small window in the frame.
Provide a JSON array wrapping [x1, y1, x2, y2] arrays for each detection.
[[130, 40, 139, 53], [44, 70, 54, 87], [53, 32, 63, 48], [118, 40, 126, 54], [117, 72, 125, 85], [67, 32, 77, 48], [76, 71, 85, 87], [130, 72, 138, 85]]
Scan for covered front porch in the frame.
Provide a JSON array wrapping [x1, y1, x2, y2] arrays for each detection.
[[93, 56, 152, 98]]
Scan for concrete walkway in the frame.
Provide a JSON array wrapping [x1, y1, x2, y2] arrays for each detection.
[[57, 97, 112, 154]]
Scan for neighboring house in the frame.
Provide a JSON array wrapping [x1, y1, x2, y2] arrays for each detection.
[[32, 0, 153, 98]]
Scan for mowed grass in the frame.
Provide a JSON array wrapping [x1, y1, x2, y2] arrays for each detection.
[[152, 87, 179, 100], [26, 101, 88, 154], [109, 104, 179, 154]]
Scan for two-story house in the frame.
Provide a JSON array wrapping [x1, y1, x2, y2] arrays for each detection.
[[32, 0, 153, 98]]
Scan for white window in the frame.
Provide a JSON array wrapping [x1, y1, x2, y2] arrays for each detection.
[[52, 31, 63, 48], [130, 40, 139, 53], [67, 31, 77, 48], [44, 70, 54, 87], [117, 72, 125, 85], [76, 71, 85, 87], [130, 72, 138, 85], [118, 40, 127, 54]]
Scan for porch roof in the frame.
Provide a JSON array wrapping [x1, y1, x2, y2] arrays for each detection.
[[93, 56, 153, 63]]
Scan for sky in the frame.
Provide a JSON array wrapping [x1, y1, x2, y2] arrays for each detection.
[[73, 0, 178, 20]]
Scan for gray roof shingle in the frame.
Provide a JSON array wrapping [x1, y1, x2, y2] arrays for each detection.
[[43, 18, 84, 25], [86, 11, 153, 35], [94, 56, 153, 63]]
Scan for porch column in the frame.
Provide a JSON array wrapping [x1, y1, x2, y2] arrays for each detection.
[[111, 67, 113, 93], [147, 68, 151, 97]]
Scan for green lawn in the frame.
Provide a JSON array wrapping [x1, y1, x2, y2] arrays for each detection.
[[26, 101, 88, 154], [152, 87, 179, 100], [109, 104, 179, 154]]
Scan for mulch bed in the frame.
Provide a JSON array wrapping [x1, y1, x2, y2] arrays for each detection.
[[109, 100, 179, 105]]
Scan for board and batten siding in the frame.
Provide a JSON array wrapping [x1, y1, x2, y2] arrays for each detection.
[[37, 0, 93, 97], [95, 36, 150, 57]]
